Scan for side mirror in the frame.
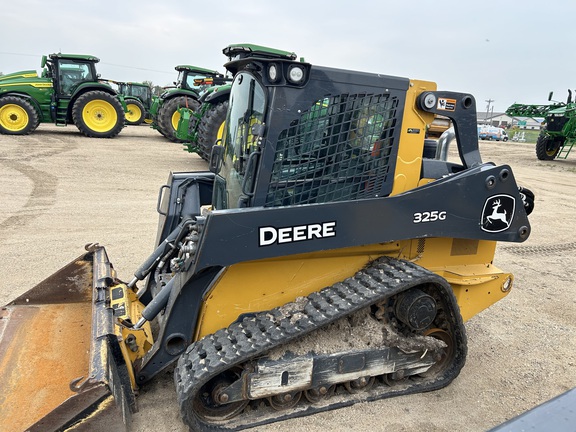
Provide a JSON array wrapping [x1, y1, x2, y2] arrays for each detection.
[[209, 142, 224, 174], [41, 55, 47, 68]]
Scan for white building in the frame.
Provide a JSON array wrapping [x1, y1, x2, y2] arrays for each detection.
[[476, 112, 542, 130]]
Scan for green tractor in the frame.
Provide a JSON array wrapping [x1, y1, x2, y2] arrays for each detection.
[[0, 53, 125, 138], [175, 78, 232, 160], [149, 65, 228, 142], [116, 81, 157, 126], [176, 44, 298, 161], [506, 90, 576, 160]]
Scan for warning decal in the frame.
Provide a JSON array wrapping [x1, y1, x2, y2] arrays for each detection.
[[437, 98, 456, 111]]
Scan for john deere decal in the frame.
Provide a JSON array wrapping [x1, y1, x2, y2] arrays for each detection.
[[481, 194, 515, 233]]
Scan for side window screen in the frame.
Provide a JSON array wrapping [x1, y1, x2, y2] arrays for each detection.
[[265, 94, 399, 206]]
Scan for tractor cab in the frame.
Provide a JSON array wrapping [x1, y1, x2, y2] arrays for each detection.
[[120, 82, 153, 107], [174, 65, 228, 93], [46, 54, 100, 96]]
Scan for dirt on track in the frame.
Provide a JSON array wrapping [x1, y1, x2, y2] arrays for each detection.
[[0, 124, 575, 432]]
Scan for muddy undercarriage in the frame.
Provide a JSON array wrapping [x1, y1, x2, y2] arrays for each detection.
[[175, 257, 467, 431]]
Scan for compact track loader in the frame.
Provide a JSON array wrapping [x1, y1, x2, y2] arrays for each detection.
[[0, 44, 534, 432]]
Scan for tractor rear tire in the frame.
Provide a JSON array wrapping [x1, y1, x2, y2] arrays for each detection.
[[124, 99, 146, 125], [535, 134, 561, 160], [0, 96, 40, 135], [197, 101, 228, 161], [158, 96, 200, 143], [72, 91, 125, 138]]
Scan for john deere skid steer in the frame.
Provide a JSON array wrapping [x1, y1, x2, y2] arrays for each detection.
[[0, 44, 534, 431]]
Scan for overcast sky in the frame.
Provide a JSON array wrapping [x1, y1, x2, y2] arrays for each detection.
[[2, 0, 575, 114]]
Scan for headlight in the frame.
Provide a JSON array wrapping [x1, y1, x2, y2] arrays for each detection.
[[501, 276, 513, 292], [287, 65, 305, 84], [268, 63, 279, 82]]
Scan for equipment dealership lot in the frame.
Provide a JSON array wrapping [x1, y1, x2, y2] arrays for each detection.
[[1, 124, 574, 431]]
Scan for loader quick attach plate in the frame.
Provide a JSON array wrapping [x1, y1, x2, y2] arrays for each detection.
[[175, 257, 467, 431], [0, 246, 133, 432]]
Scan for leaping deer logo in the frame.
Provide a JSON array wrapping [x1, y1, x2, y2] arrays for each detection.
[[485, 199, 508, 225], [481, 194, 515, 233]]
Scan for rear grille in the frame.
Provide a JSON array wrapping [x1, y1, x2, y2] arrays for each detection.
[[265, 93, 399, 206]]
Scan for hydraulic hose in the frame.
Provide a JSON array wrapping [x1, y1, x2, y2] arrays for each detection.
[[134, 277, 176, 329], [127, 219, 195, 290]]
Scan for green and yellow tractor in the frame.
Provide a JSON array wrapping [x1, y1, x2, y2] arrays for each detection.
[[175, 79, 232, 160], [0, 53, 125, 138], [116, 81, 157, 126], [176, 44, 298, 161], [149, 65, 229, 142]]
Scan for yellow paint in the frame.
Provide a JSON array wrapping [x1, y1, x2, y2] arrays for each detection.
[[0, 82, 53, 88], [196, 236, 510, 338], [195, 243, 404, 339], [390, 79, 436, 196], [216, 120, 226, 141], [82, 99, 118, 133], [426, 260, 514, 322], [3, 72, 38, 79], [125, 102, 142, 123], [66, 395, 115, 430], [109, 283, 153, 388], [171, 109, 180, 131], [0, 103, 29, 132], [404, 237, 512, 321], [30, 82, 53, 88]]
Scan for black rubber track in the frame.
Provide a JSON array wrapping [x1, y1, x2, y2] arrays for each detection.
[[175, 257, 467, 431]]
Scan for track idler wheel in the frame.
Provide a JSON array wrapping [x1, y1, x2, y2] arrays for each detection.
[[304, 385, 336, 403], [344, 376, 376, 394], [419, 328, 455, 377], [268, 391, 302, 410], [193, 367, 248, 421]]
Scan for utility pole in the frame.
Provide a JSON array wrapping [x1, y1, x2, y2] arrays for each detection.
[[485, 99, 494, 125]]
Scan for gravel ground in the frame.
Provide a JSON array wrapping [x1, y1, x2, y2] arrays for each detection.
[[1, 124, 575, 431]]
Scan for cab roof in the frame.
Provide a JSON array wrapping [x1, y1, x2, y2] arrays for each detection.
[[223, 43, 297, 61], [49, 53, 100, 63], [175, 65, 221, 76]]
